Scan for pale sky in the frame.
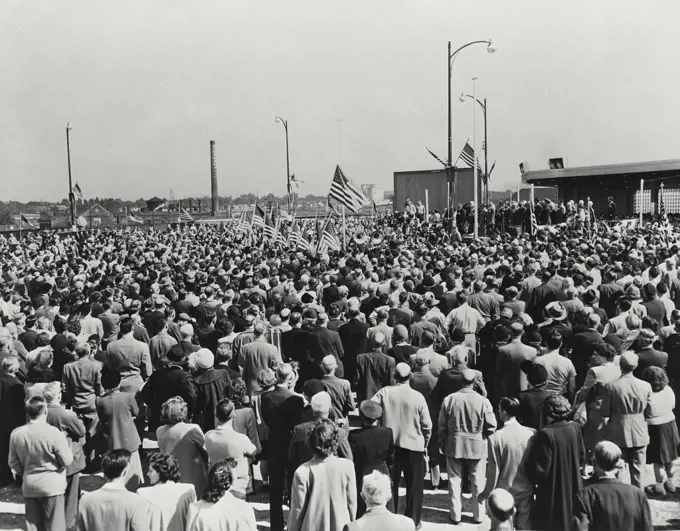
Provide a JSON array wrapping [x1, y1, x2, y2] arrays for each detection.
[[2, 0, 679, 202]]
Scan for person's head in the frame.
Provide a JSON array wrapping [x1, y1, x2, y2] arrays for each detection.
[[307, 418, 340, 458], [523, 362, 548, 387], [358, 400, 382, 426], [101, 449, 131, 482], [100, 366, 121, 391], [119, 318, 134, 336], [641, 365, 668, 393], [637, 328, 655, 348], [87, 334, 100, 352], [587, 313, 601, 330], [310, 391, 332, 419], [487, 489, 516, 528], [394, 362, 411, 383], [545, 329, 563, 351], [42, 381, 62, 405], [74, 341, 90, 359], [420, 329, 435, 348], [544, 394, 572, 423], [0, 356, 20, 377], [461, 369, 476, 388], [593, 441, 623, 477], [215, 398, 235, 425], [253, 321, 265, 338], [508, 321, 523, 339], [160, 397, 188, 426], [321, 355, 337, 375], [371, 332, 386, 351], [393, 324, 408, 343], [361, 470, 393, 508], [25, 395, 47, 421], [275, 363, 296, 388], [448, 344, 470, 366], [201, 460, 235, 503], [147, 452, 180, 486], [498, 397, 520, 423], [591, 342, 617, 366], [227, 378, 248, 407], [619, 351, 639, 374]]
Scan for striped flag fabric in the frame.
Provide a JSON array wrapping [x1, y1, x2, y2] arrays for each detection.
[[19, 214, 38, 230], [328, 165, 368, 213], [263, 218, 277, 241], [318, 219, 341, 254], [73, 183, 83, 201], [530, 202, 538, 236], [76, 215, 88, 228], [127, 212, 144, 224], [236, 210, 249, 233], [179, 208, 194, 223], [458, 141, 482, 173], [252, 204, 265, 229], [289, 230, 311, 251]]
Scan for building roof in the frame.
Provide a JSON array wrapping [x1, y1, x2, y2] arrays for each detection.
[[522, 158, 680, 185], [79, 203, 112, 218]]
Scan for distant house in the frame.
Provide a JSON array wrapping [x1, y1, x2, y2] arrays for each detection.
[[146, 197, 166, 211], [78, 203, 114, 226]]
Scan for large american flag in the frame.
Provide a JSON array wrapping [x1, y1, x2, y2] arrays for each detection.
[[127, 212, 144, 224], [530, 202, 538, 236], [318, 219, 341, 254], [328, 165, 367, 213], [251, 204, 266, 229], [179, 208, 194, 223], [19, 215, 38, 230], [458, 141, 482, 173]]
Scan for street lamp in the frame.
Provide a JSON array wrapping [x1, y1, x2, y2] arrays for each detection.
[[460, 93, 488, 205], [447, 39, 495, 222], [65, 122, 75, 226], [274, 116, 292, 212]]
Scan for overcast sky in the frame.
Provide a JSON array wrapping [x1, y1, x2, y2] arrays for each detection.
[[2, 0, 679, 202]]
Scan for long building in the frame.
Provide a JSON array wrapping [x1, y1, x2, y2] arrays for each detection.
[[521, 158, 680, 217], [393, 167, 478, 212]]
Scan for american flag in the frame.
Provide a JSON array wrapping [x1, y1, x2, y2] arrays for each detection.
[[263, 217, 277, 241], [458, 141, 482, 173], [289, 230, 311, 251], [127, 212, 144, 224], [318, 219, 341, 254], [328, 165, 367, 213], [19, 215, 38, 230], [530, 202, 538, 236], [252, 204, 266, 229], [73, 183, 83, 201], [179, 208, 194, 223], [236, 210, 249, 233]]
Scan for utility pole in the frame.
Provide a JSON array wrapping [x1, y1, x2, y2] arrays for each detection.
[[447, 42, 453, 228], [484, 97, 489, 205], [275, 117, 291, 212], [66, 123, 75, 226]]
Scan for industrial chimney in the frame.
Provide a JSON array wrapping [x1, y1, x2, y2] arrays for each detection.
[[210, 141, 218, 216]]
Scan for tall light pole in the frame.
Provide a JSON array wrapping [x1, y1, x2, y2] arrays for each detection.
[[460, 93, 488, 204], [472, 77, 479, 238], [274, 116, 291, 212], [66, 122, 75, 226], [447, 40, 495, 223]]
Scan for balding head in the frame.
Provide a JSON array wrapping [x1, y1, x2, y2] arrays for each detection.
[[310, 391, 332, 418], [393, 324, 408, 342], [253, 321, 266, 337], [371, 332, 386, 350], [593, 441, 623, 473], [587, 313, 601, 329], [487, 489, 515, 526], [461, 369, 476, 386], [509, 322, 524, 338], [448, 345, 470, 365], [321, 355, 337, 374]]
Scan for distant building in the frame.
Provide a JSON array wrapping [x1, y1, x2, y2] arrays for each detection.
[[361, 184, 392, 203], [78, 203, 114, 226], [393, 167, 478, 213]]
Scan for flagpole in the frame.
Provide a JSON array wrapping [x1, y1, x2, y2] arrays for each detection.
[[425, 189, 429, 223], [472, 77, 479, 239], [342, 205, 346, 250], [640, 179, 644, 225], [66, 123, 75, 226]]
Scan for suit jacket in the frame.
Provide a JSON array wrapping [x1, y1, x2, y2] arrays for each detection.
[[359, 295, 380, 321], [260, 386, 305, 460], [431, 365, 487, 411], [603, 373, 652, 448], [288, 420, 352, 477], [518, 383, 551, 431], [598, 282, 624, 319], [343, 506, 414, 531], [322, 375, 355, 420], [0, 374, 26, 436], [496, 339, 537, 398], [572, 477, 653, 531], [240, 339, 281, 396], [140, 365, 197, 432], [46, 404, 86, 475], [480, 419, 534, 497], [149, 331, 178, 369], [347, 426, 394, 480], [309, 327, 345, 377], [192, 368, 231, 433], [372, 383, 432, 452], [438, 388, 497, 459], [96, 389, 141, 452], [105, 335, 152, 393], [99, 311, 120, 344], [387, 344, 418, 365], [61, 356, 102, 414], [572, 330, 605, 387], [339, 319, 370, 382], [79, 485, 153, 531], [355, 351, 395, 403], [288, 455, 357, 531], [166, 340, 200, 365], [527, 282, 560, 322], [281, 327, 312, 365], [388, 308, 412, 328], [634, 346, 668, 378]]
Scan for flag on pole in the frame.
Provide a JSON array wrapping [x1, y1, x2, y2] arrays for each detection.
[[529, 202, 538, 236], [127, 212, 144, 224], [152, 202, 167, 211], [73, 183, 83, 201], [458, 141, 482, 173], [488, 161, 496, 180], [328, 165, 368, 213], [425, 147, 448, 168], [290, 174, 304, 187], [236, 210, 249, 233], [660, 186, 669, 225], [318, 219, 340, 254], [76, 215, 87, 228], [252, 204, 265, 229], [179, 208, 194, 223], [263, 217, 277, 241], [19, 215, 38, 230], [278, 207, 293, 222]]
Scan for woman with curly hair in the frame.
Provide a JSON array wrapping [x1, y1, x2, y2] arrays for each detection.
[[157, 397, 209, 496], [137, 453, 196, 531], [185, 460, 257, 531], [288, 418, 357, 531], [641, 366, 678, 496]]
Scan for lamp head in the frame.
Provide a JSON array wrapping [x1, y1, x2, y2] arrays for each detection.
[[459, 93, 466, 103], [274, 116, 281, 124], [486, 40, 497, 54]]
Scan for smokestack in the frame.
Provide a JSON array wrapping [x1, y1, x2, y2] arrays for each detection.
[[210, 141, 218, 216]]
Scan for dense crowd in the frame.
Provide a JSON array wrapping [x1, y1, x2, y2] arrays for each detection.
[[0, 205, 678, 531]]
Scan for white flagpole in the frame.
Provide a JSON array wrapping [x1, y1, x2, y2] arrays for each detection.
[[530, 184, 535, 205], [640, 179, 644, 225], [472, 77, 479, 239]]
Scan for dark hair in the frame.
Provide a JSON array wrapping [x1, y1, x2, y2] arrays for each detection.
[[160, 397, 188, 425], [202, 460, 235, 503], [101, 366, 122, 390], [641, 366, 668, 393], [522, 361, 548, 386], [25, 396, 47, 420], [545, 329, 563, 350], [79, 302, 91, 316], [25, 315, 37, 328], [101, 449, 131, 480], [148, 452, 181, 483], [594, 342, 617, 361], [307, 418, 340, 458], [227, 379, 247, 407], [119, 318, 134, 336], [498, 397, 520, 418], [215, 398, 235, 424], [420, 329, 436, 347]]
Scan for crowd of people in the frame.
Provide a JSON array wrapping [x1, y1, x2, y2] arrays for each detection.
[[0, 204, 678, 531]]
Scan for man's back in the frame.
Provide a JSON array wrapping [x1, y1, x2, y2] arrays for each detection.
[[241, 340, 280, 395], [344, 506, 415, 531], [372, 384, 431, 452], [62, 357, 102, 413], [484, 419, 535, 492], [573, 478, 652, 531], [535, 351, 575, 395], [356, 351, 395, 402], [322, 375, 354, 420], [605, 374, 652, 448], [79, 485, 152, 531]]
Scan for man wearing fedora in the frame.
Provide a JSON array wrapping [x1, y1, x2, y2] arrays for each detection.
[[539, 301, 573, 353]]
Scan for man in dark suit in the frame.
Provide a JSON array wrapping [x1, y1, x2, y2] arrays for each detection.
[[389, 292, 413, 328], [571, 314, 606, 389], [526, 272, 560, 324], [0, 356, 25, 486], [359, 284, 380, 321], [281, 312, 311, 364], [322, 275, 341, 308], [517, 362, 551, 430], [260, 364, 305, 531], [387, 325, 418, 365], [355, 333, 395, 403], [634, 328, 668, 377], [309, 313, 345, 378], [598, 270, 624, 319], [348, 400, 395, 517], [431, 345, 486, 412], [320, 355, 354, 422], [195, 309, 221, 354], [18, 315, 39, 352], [339, 308, 369, 388], [573, 441, 652, 531]]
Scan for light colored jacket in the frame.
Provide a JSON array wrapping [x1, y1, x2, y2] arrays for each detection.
[[343, 506, 415, 531], [603, 373, 652, 448], [438, 388, 497, 459], [186, 492, 257, 531], [288, 455, 357, 531], [372, 383, 432, 452], [480, 419, 534, 497]]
